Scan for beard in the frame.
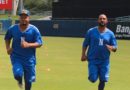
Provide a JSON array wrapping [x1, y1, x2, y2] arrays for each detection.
[[21, 21, 28, 26], [98, 22, 106, 27], [22, 24, 27, 26]]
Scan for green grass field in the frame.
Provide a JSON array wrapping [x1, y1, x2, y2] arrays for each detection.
[[0, 35, 130, 90]]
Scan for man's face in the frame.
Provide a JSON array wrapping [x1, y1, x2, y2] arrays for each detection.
[[98, 14, 108, 27], [19, 14, 29, 26]]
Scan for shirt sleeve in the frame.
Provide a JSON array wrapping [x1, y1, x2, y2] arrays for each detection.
[[34, 27, 43, 45], [82, 30, 91, 48], [4, 26, 13, 40], [110, 32, 117, 48]]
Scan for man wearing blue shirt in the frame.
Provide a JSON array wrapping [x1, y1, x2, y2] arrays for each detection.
[[81, 14, 117, 90], [5, 9, 43, 90]]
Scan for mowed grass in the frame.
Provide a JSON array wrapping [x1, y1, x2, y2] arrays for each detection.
[[0, 35, 130, 90]]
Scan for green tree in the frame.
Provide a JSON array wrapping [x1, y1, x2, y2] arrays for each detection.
[[24, 0, 52, 14]]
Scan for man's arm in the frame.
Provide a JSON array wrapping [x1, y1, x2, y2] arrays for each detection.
[[81, 47, 87, 61], [81, 29, 90, 61], [21, 40, 42, 48], [5, 39, 12, 55], [21, 27, 43, 48], [106, 45, 117, 52], [106, 32, 117, 52]]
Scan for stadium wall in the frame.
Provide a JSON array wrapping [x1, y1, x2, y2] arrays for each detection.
[[0, 20, 12, 34], [15, 20, 130, 39]]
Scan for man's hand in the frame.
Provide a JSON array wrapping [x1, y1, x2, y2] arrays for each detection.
[[7, 48, 13, 55], [81, 47, 88, 62], [21, 40, 30, 48], [106, 44, 117, 52], [81, 55, 87, 62]]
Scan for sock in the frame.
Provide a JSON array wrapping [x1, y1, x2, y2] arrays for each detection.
[[15, 76, 22, 84], [25, 81, 32, 90], [98, 81, 105, 90]]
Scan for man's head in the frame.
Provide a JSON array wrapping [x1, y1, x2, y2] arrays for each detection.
[[19, 9, 30, 16], [98, 14, 108, 27], [19, 9, 30, 26]]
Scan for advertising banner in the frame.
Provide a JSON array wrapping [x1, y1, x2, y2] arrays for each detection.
[[0, 0, 12, 10], [109, 22, 130, 39]]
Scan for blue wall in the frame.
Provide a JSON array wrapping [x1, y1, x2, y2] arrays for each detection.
[[0, 19, 12, 32], [30, 20, 98, 37], [15, 20, 130, 39]]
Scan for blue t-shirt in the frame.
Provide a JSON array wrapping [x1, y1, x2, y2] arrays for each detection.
[[5, 24, 43, 65], [83, 27, 117, 60]]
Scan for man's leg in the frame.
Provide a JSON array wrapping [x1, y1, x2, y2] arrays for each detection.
[[98, 81, 105, 90], [24, 65, 36, 90], [12, 62, 23, 88], [25, 81, 32, 90], [15, 76, 22, 85], [88, 61, 98, 83], [98, 60, 110, 90]]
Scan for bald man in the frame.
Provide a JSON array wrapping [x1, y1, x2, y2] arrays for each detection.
[[81, 14, 117, 90]]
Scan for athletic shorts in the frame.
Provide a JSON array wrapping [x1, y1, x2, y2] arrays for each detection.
[[88, 59, 110, 82], [10, 56, 36, 83]]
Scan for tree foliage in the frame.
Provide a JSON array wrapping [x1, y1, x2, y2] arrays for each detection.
[[24, 0, 52, 14]]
